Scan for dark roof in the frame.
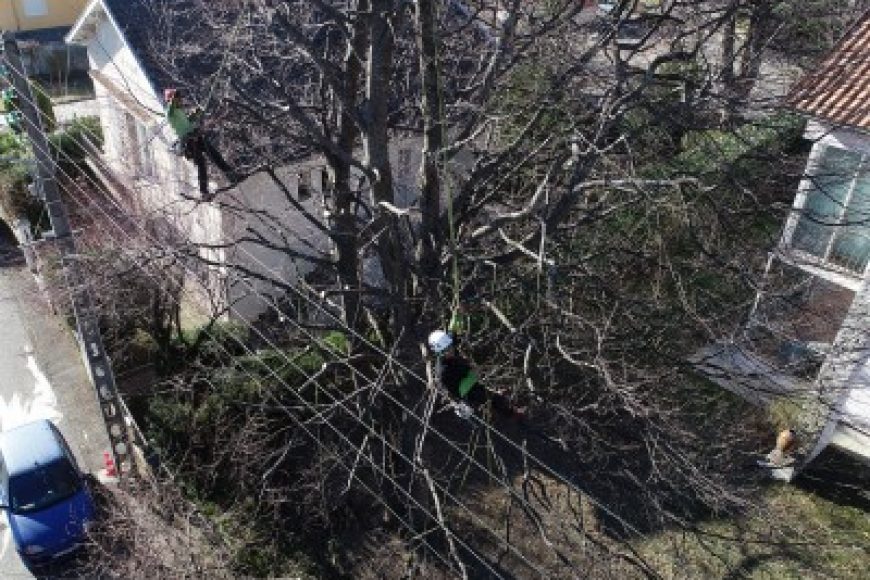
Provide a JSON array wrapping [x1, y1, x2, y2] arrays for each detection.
[[16, 26, 71, 45], [0, 420, 65, 477], [785, 9, 870, 130], [101, 0, 170, 96]]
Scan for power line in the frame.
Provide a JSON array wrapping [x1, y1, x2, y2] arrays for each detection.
[[3, 76, 552, 579], [2, 54, 657, 576], [7, 110, 491, 580]]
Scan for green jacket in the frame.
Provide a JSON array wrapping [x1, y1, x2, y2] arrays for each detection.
[[166, 101, 197, 140]]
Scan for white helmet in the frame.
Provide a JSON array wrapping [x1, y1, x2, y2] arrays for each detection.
[[428, 330, 453, 354]]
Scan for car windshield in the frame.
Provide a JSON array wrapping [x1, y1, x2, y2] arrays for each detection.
[[9, 459, 80, 515]]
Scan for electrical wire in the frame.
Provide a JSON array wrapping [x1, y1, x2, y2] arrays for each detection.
[[2, 67, 559, 579], [3, 50, 659, 575]]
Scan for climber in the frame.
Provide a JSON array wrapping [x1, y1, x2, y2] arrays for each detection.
[[164, 88, 238, 200], [428, 329, 525, 420]]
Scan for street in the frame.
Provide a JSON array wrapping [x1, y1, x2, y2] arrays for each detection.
[[0, 234, 111, 577]]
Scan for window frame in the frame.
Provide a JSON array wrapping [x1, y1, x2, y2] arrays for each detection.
[[21, 0, 48, 18], [784, 143, 870, 280]]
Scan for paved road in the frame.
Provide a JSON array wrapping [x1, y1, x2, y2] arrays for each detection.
[[0, 235, 111, 578]]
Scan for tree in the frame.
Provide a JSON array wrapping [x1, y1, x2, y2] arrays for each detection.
[[67, 0, 870, 575]]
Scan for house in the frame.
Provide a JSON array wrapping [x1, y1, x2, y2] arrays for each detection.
[[696, 10, 870, 472], [1, 0, 91, 89], [65, 0, 423, 322]]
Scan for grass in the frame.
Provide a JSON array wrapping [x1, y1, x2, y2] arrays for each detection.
[[636, 459, 870, 579]]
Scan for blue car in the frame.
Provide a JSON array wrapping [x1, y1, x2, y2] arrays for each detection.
[[0, 419, 95, 569]]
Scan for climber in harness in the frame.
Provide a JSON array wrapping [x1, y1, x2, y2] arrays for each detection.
[[428, 329, 525, 420], [164, 88, 238, 200]]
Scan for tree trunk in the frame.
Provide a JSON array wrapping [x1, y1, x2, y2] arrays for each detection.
[[332, 0, 368, 340], [415, 0, 444, 304], [366, 0, 409, 336], [721, 5, 738, 124]]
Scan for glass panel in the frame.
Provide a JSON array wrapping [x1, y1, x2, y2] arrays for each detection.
[[749, 260, 855, 378], [830, 167, 870, 273], [9, 459, 81, 515], [792, 146, 862, 259], [22, 0, 48, 18]]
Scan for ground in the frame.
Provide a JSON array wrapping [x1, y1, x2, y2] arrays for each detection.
[[636, 451, 870, 579]]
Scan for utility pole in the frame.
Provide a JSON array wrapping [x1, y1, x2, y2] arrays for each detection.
[[2, 32, 132, 476]]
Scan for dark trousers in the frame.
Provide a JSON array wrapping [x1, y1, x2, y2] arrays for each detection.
[[183, 132, 236, 197], [465, 385, 516, 417]]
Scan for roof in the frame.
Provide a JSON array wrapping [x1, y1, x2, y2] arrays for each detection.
[[101, 0, 166, 95], [0, 420, 65, 478], [785, 9, 870, 131], [67, 0, 203, 99]]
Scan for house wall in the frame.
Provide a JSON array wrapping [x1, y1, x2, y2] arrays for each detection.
[[807, 274, 870, 463], [77, 8, 429, 324], [778, 119, 870, 463], [224, 141, 423, 322], [85, 13, 229, 321], [0, 0, 90, 32]]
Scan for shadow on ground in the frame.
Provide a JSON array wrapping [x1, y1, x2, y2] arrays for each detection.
[[0, 220, 24, 268]]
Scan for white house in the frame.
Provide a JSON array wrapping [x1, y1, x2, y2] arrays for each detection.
[[697, 9, 870, 470]]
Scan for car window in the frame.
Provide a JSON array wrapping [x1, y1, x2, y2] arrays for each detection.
[[50, 423, 79, 472], [8, 459, 81, 514], [0, 458, 7, 505]]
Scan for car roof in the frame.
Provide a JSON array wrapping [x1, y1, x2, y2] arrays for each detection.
[[0, 420, 65, 477]]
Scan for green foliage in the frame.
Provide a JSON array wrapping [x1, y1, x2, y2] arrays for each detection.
[[322, 330, 348, 355], [30, 80, 56, 133], [127, 328, 160, 368], [771, 0, 859, 61], [49, 116, 103, 171], [0, 132, 42, 227], [676, 114, 805, 175]]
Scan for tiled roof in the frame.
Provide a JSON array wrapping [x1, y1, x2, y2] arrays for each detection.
[[785, 10, 870, 130]]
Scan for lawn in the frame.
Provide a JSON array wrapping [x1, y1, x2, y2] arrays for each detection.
[[637, 449, 870, 579]]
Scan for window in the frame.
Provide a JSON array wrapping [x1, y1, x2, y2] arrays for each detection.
[[321, 168, 332, 198], [297, 171, 311, 200], [135, 121, 155, 178], [789, 145, 870, 275], [21, 0, 48, 18]]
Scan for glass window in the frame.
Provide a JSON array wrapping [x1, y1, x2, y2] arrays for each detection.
[[136, 121, 155, 178], [297, 171, 311, 200], [9, 459, 81, 515], [22, 0, 48, 18], [790, 146, 870, 274]]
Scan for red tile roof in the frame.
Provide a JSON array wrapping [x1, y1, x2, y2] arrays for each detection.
[[786, 10, 870, 130]]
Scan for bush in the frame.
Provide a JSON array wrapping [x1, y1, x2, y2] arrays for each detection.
[[0, 132, 43, 228], [50, 115, 103, 173]]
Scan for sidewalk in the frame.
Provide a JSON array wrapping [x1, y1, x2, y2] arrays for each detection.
[[0, 260, 111, 474]]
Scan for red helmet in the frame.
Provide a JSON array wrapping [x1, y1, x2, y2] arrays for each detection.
[[163, 88, 178, 103]]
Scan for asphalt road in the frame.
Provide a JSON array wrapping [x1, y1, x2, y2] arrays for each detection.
[[0, 235, 111, 578]]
